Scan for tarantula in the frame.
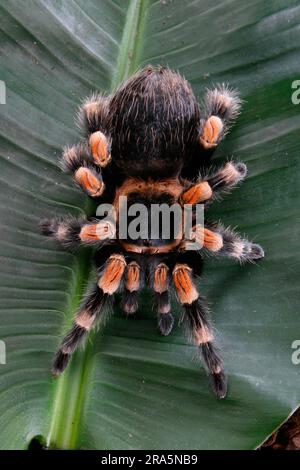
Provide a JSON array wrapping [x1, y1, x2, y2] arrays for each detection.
[[41, 65, 264, 399]]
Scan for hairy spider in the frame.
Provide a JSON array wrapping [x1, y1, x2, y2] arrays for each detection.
[[41, 65, 264, 399]]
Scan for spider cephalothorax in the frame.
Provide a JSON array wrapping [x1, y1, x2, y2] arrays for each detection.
[[41, 65, 264, 398]]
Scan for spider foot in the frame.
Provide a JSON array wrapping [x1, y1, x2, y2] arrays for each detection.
[[200, 85, 242, 150], [158, 312, 174, 336], [122, 290, 139, 315], [209, 371, 228, 399]]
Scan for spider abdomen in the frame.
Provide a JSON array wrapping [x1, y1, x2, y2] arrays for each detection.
[[108, 66, 200, 178]]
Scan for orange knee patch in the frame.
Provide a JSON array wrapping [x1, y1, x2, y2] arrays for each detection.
[[203, 228, 223, 252], [75, 167, 104, 197], [89, 131, 111, 167], [154, 263, 169, 293], [191, 226, 223, 252], [181, 181, 212, 205], [80, 221, 114, 243], [125, 262, 140, 292], [200, 116, 223, 149], [98, 254, 126, 295], [80, 223, 99, 242], [173, 264, 198, 304]]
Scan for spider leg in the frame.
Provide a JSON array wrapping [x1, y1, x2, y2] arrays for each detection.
[[40, 216, 115, 249], [98, 253, 126, 294], [199, 85, 242, 151], [121, 261, 143, 315], [78, 93, 110, 137], [181, 161, 247, 205], [52, 253, 126, 375], [61, 143, 105, 197], [172, 262, 227, 398], [78, 93, 112, 168], [153, 262, 174, 336], [122, 289, 140, 315], [52, 284, 108, 376], [60, 94, 112, 197], [189, 223, 265, 262]]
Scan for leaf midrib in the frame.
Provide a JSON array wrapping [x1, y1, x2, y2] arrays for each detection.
[[46, 0, 147, 450]]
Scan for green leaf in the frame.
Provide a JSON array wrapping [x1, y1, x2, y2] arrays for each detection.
[[0, 0, 299, 450]]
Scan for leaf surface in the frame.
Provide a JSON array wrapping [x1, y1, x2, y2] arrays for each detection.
[[0, 0, 299, 449]]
